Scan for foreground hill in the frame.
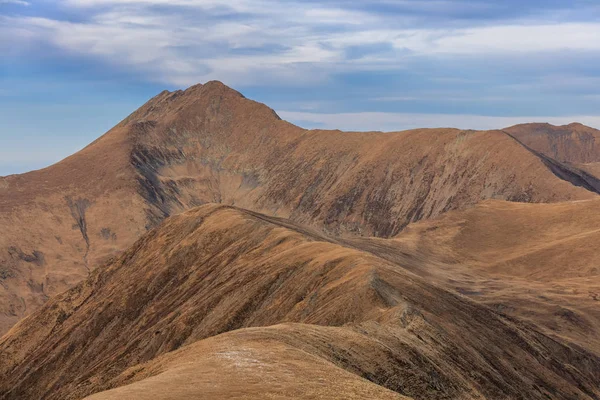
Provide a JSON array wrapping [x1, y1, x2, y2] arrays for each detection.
[[84, 324, 410, 400], [0, 81, 598, 334], [1, 205, 598, 400]]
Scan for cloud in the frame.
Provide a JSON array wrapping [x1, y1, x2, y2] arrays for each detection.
[[0, 2, 354, 85], [368, 95, 512, 103], [0, 0, 29, 5], [3, 0, 600, 88], [278, 111, 600, 131], [319, 23, 600, 56], [422, 23, 600, 54]]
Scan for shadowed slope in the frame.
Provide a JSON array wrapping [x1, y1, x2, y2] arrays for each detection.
[[1, 205, 599, 400], [506, 123, 600, 190], [502, 125, 600, 194], [506, 123, 600, 164]]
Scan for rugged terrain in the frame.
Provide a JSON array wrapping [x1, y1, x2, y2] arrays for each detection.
[[1, 205, 599, 399], [356, 199, 600, 352], [1, 82, 600, 399], [1, 81, 599, 335]]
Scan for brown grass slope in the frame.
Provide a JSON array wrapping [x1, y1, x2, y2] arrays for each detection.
[[83, 324, 410, 400], [0, 81, 596, 334], [396, 198, 600, 281], [505, 123, 600, 164], [367, 198, 600, 354], [504, 123, 600, 193], [1, 205, 599, 400], [123, 84, 596, 236]]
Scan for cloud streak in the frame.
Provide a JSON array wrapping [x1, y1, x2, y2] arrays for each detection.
[[0, 0, 29, 5], [4, 1, 600, 87]]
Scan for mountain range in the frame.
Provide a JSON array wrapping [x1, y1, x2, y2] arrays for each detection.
[[1, 81, 599, 399]]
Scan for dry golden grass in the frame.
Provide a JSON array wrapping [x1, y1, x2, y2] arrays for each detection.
[[2, 82, 600, 400], [83, 324, 409, 400], [1, 205, 599, 400], [0, 82, 597, 335], [370, 198, 600, 351]]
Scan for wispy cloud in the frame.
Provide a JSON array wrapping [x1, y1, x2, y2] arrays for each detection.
[[4, 0, 600, 87], [0, 0, 29, 5]]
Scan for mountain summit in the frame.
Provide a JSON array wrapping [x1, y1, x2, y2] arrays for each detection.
[[1, 82, 600, 399], [0, 82, 599, 334]]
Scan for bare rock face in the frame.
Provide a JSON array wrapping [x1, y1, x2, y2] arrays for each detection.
[[1, 205, 599, 400], [0, 81, 597, 336]]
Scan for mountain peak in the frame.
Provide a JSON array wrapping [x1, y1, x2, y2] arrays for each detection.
[[506, 121, 596, 131], [117, 81, 258, 131], [180, 80, 246, 99], [1, 82, 599, 341]]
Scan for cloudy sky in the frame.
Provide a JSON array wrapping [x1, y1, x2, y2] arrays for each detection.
[[2, 0, 600, 175]]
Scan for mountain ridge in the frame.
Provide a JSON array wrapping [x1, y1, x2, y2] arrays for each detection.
[[2, 204, 599, 400], [2, 82, 600, 399], [0, 81, 599, 336]]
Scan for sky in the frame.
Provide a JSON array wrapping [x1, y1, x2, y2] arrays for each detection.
[[2, 1, 600, 175]]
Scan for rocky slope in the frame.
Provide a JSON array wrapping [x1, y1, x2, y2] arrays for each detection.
[[504, 123, 600, 193], [0, 82, 598, 334], [1, 205, 599, 400]]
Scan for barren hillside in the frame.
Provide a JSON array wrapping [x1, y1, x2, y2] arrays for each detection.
[[0, 82, 597, 334], [506, 123, 600, 164], [1, 205, 598, 400]]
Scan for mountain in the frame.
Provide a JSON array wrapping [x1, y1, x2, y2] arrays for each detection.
[[396, 198, 600, 281], [0, 81, 598, 335], [1, 205, 599, 399], [505, 122, 600, 164], [504, 123, 600, 192]]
